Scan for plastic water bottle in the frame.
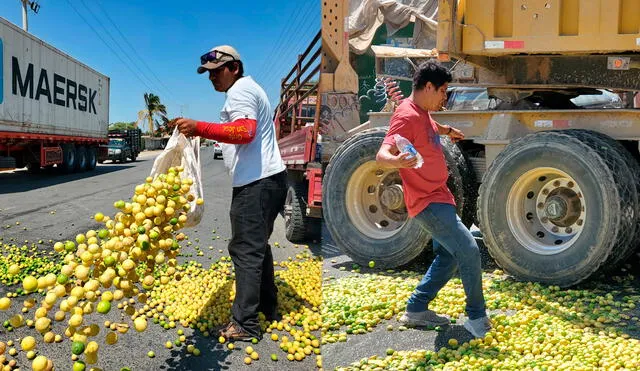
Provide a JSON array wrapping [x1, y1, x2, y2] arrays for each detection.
[[394, 134, 423, 168]]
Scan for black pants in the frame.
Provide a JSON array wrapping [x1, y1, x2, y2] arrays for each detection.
[[228, 170, 287, 337]]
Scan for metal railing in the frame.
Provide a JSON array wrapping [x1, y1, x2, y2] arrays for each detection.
[[274, 30, 321, 138]]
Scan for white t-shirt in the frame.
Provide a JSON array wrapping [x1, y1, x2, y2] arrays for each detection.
[[219, 76, 286, 187]]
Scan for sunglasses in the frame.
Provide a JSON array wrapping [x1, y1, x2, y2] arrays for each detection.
[[200, 50, 236, 65]]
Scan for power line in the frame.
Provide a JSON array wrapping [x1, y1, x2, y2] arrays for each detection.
[[258, 0, 315, 86], [92, 0, 177, 103], [64, 0, 156, 93], [78, 0, 159, 94]]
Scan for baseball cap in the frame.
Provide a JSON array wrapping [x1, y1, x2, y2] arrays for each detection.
[[197, 45, 241, 74]]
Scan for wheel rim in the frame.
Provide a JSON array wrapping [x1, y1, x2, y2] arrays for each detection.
[[507, 167, 586, 255], [346, 161, 408, 239]]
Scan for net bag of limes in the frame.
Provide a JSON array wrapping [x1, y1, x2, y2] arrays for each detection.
[[149, 127, 204, 227]]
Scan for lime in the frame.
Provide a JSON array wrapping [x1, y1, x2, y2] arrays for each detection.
[[73, 361, 86, 371], [103, 256, 116, 267], [147, 351, 155, 358], [22, 276, 38, 292], [251, 338, 258, 344], [97, 229, 109, 239], [94, 213, 104, 222], [8, 264, 20, 275], [368, 261, 375, 268], [114, 200, 125, 209], [96, 301, 111, 314], [57, 274, 69, 285], [138, 226, 146, 234], [64, 241, 76, 252], [448, 338, 459, 348], [169, 218, 178, 225], [271, 353, 278, 361], [0, 298, 11, 310], [71, 341, 85, 355]]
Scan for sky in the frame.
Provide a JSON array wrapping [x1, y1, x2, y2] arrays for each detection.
[[0, 0, 320, 131]]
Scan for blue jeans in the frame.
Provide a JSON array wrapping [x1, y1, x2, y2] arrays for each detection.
[[405, 203, 487, 320]]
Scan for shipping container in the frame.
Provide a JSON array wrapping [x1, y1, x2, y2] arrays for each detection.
[[0, 17, 109, 173]]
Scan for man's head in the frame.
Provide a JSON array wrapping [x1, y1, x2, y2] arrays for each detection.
[[412, 61, 452, 111], [197, 45, 244, 92]]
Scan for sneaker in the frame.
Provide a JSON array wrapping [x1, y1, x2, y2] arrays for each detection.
[[399, 310, 450, 327], [464, 316, 492, 338]]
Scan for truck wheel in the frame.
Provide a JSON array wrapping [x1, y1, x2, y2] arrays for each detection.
[[558, 129, 640, 272], [324, 128, 430, 268], [284, 182, 320, 243], [441, 137, 478, 228], [59, 144, 76, 174], [87, 147, 98, 170], [75, 146, 88, 172], [478, 131, 629, 287]]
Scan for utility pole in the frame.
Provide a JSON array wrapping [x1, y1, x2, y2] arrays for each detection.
[[20, 0, 40, 32]]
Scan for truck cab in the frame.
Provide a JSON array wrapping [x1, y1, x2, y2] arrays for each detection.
[[103, 129, 142, 163]]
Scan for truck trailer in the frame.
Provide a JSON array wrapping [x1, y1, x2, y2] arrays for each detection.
[[0, 17, 109, 173], [319, 0, 640, 287]]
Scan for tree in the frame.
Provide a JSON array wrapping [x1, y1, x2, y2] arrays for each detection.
[[109, 121, 136, 130], [137, 93, 167, 137]]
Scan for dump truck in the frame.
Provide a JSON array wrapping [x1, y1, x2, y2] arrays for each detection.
[[321, 0, 640, 287], [274, 32, 323, 243], [0, 17, 109, 173], [104, 128, 141, 163]]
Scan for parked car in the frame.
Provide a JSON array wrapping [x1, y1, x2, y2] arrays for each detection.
[[212, 141, 223, 159]]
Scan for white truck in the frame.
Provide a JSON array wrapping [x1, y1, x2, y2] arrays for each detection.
[[0, 17, 109, 173]]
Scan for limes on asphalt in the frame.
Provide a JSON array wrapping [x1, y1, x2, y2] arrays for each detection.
[[96, 300, 111, 314], [73, 360, 86, 371], [32, 356, 49, 371], [368, 261, 375, 268], [448, 338, 458, 348], [94, 212, 104, 222], [134, 317, 147, 332], [20, 336, 35, 351], [0, 297, 11, 310], [71, 341, 85, 355], [22, 275, 37, 292]]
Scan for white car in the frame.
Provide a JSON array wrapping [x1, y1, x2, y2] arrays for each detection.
[[213, 141, 223, 159]]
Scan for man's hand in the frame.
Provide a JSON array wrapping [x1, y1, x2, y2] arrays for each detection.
[[394, 152, 419, 168], [376, 143, 418, 169], [448, 126, 464, 143], [174, 118, 198, 137]]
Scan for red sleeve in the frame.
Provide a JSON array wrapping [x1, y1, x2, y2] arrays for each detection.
[[193, 118, 257, 144]]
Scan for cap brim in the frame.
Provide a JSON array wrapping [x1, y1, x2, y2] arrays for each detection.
[[197, 60, 226, 74]]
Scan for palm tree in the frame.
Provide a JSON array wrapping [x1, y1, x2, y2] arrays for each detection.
[[137, 93, 167, 136]]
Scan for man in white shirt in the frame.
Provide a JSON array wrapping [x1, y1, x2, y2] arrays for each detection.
[[175, 45, 287, 341]]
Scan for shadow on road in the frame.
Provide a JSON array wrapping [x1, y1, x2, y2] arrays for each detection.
[[0, 163, 139, 194]]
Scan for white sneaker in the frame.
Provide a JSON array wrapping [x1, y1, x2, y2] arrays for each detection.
[[399, 310, 450, 327], [464, 316, 492, 338]]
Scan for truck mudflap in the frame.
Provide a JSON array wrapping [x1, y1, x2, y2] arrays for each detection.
[[41, 146, 62, 166], [278, 126, 315, 165]]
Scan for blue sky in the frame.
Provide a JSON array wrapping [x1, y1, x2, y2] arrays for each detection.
[[0, 0, 320, 130]]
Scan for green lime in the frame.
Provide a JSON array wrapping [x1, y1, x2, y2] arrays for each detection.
[[64, 241, 76, 252], [138, 226, 146, 234], [169, 218, 178, 225], [251, 338, 258, 344], [270, 353, 278, 361], [98, 229, 109, 239], [103, 256, 116, 267], [96, 300, 111, 314], [71, 341, 85, 355], [56, 274, 69, 285], [73, 361, 86, 371]]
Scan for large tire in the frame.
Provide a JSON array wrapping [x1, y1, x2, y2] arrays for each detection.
[[478, 131, 632, 287], [284, 182, 320, 243], [75, 146, 88, 172], [559, 129, 640, 272], [87, 147, 98, 170], [324, 128, 429, 268], [442, 137, 478, 228], [59, 144, 76, 174]]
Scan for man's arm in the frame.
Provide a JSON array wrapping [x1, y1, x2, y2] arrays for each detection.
[[174, 118, 257, 144], [376, 143, 418, 169], [434, 121, 464, 142]]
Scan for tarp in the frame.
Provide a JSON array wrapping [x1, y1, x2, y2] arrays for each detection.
[[348, 0, 439, 54]]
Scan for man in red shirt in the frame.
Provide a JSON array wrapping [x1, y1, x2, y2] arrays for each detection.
[[376, 61, 491, 338]]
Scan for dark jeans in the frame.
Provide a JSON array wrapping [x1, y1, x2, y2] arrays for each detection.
[[228, 170, 287, 337], [406, 203, 487, 320]]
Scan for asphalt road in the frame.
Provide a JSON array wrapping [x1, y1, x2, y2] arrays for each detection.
[[0, 147, 321, 371]]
